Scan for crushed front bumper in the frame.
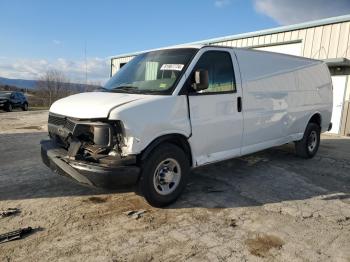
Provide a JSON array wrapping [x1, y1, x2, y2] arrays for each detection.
[[40, 140, 140, 188]]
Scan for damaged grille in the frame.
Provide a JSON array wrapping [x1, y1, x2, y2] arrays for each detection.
[[48, 114, 76, 132], [47, 114, 121, 162]]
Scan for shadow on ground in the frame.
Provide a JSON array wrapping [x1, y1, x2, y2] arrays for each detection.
[[173, 138, 350, 208], [1, 132, 349, 209]]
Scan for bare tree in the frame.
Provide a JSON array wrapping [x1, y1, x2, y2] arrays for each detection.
[[36, 70, 72, 106]]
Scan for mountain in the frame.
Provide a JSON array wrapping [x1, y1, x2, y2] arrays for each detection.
[[0, 76, 101, 91], [0, 77, 37, 89]]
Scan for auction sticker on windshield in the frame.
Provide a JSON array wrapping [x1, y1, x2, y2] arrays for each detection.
[[160, 64, 184, 71]]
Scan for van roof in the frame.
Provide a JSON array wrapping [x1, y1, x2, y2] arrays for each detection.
[[109, 44, 205, 59], [111, 44, 322, 64]]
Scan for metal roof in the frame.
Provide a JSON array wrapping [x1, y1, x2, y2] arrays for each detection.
[[111, 14, 350, 59]]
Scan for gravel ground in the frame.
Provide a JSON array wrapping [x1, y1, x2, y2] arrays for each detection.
[[0, 110, 349, 262]]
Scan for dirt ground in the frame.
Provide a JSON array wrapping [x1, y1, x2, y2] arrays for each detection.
[[0, 110, 349, 262]]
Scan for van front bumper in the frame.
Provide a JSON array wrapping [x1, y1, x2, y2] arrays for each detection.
[[40, 140, 140, 188]]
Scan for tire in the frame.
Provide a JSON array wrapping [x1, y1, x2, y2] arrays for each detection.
[[22, 103, 28, 111], [139, 143, 190, 207], [5, 103, 13, 112], [295, 123, 321, 158]]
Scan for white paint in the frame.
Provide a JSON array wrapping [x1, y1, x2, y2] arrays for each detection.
[[50, 92, 150, 119], [188, 93, 243, 165], [233, 48, 332, 155], [329, 76, 347, 134], [108, 95, 192, 157], [185, 48, 243, 165]]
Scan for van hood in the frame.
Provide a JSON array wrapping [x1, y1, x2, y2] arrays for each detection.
[[49, 92, 148, 119]]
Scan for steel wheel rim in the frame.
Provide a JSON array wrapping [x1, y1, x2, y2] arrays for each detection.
[[153, 158, 181, 195], [24, 104, 28, 110], [308, 131, 317, 152]]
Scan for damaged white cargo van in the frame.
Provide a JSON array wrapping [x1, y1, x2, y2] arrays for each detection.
[[41, 45, 333, 207]]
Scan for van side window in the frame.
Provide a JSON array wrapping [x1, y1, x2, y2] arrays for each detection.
[[193, 51, 236, 93]]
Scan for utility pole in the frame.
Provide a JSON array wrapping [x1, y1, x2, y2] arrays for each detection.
[[84, 41, 88, 87]]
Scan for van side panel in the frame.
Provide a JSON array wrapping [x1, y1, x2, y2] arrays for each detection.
[[294, 63, 332, 133], [234, 49, 331, 155]]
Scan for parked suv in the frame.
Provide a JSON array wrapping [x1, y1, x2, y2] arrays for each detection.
[[0, 91, 29, 112]]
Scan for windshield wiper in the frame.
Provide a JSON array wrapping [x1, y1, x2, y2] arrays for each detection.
[[95, 87, 108, 92], [104, 85, 166, 95], [108, 85, 142, 93]]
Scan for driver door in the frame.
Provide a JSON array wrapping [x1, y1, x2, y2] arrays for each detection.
[[187, 50, 243, 166]]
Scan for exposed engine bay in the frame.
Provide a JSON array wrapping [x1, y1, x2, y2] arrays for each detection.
[[47, 113, 132, 166]]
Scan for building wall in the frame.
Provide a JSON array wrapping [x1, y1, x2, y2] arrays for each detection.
[[214, 21, 350, 60], [111, 56, 134, 76], [111, 20, 350, 75]]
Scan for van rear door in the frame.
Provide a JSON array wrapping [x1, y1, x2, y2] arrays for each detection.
[[187, 49, 243, 166]]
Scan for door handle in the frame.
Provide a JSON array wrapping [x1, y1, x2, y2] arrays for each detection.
[[237, 97, 242, 112]]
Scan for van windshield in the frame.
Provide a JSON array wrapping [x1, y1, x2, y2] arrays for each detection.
[[104, 48, 197, 95]]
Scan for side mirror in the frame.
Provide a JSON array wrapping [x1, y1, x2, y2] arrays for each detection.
[[192, 69, 209, 92]]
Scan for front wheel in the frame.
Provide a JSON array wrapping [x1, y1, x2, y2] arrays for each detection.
[[139, 143, 190, 207], [295, 123, 321, 158], [22, 103, 28, 111]]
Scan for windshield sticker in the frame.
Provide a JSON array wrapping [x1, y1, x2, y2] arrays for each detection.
[[160, 64, 184, 71], [159, 83, 167, 88]]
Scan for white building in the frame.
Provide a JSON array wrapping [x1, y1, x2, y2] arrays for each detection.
[[110, 15, 350, 135]]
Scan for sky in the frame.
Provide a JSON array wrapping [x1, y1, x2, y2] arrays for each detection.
[[0, 0, 350, 84]]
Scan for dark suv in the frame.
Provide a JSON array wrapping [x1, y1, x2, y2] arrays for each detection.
[[0, 91, 29, 112]]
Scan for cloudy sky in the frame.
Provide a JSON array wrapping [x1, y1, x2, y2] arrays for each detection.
[[0, 0, 349, 84]]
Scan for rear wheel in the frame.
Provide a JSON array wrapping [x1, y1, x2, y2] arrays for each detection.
[[139, 143, 190, 207], [295, 123, 320, 158], [5, 103, 13, 112]]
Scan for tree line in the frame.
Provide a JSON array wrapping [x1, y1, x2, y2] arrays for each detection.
[[35, 70, 102, 107], [1, 70, 102, 108]]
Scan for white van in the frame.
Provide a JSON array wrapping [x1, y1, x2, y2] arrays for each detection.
[[41, 45, 333, 207]]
